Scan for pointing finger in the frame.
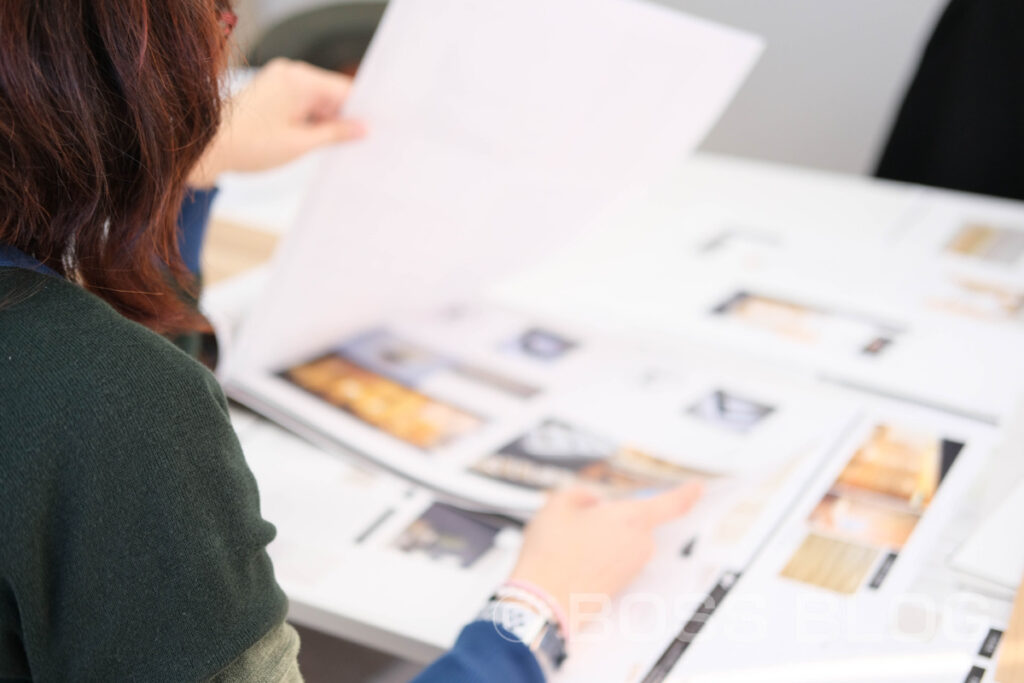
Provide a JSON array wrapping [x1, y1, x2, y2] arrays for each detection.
[[619, 481, 703, 529]]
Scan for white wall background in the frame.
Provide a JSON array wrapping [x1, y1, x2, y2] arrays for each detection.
[[655, 0, 947, 174], [239, 0, 949, 174]]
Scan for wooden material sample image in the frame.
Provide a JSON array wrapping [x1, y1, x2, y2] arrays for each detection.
[[283, 355, 482, 450], [780, 533, 881, 595], [472, 419, 702, 495], [780, 424, 964, 594], [712, 290, 899, 356], [946, 222, 1024, 265]]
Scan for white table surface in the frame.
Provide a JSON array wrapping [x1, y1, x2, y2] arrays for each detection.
[[211, 152, 1024, 670]]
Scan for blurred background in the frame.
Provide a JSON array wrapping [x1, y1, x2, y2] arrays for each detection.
[[231, 0, 947, 175]]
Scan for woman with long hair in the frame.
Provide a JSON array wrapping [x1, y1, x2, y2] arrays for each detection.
[[0, 3, 699, 680]]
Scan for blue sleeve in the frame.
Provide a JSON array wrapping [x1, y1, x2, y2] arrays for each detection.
[[413, 621, 546, 683], [177, 187, 218, 277]]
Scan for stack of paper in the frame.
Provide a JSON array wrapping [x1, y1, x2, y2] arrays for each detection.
[[225, 0, 765, 513]]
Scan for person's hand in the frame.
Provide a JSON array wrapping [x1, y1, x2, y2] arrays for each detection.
[[508, 482, 702, 635], [189, 59, 366, 187]]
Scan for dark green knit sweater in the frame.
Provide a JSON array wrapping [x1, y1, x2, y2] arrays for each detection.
[[0, 268, 287, 681]]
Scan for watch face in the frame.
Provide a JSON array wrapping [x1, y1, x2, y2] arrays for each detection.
[[480, 600, 567, 671], [482, 601, 545, 646], [497, 602, 540, 632], [495, 605, 535, 634]]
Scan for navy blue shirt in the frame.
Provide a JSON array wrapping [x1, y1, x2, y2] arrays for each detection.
[[415, 622, 545, 682], [0, 188, 217, 279]]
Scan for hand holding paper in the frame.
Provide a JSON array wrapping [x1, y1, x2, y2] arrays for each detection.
[[190, 59, 366, 188], [231, 0, 764, 372]]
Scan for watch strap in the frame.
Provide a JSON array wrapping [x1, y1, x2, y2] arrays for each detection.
[[477, 594, 567, 674]]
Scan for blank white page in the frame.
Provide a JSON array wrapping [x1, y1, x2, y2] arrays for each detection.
[[233, 0, 763, 371], [951, 478, 1024, 590]]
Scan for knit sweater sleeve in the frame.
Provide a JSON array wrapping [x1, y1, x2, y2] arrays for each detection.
[[0, 271, 287, 681]]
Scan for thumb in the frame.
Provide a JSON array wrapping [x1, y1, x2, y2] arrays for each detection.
[[549, 484, 603, 510], [299, 118, 367, 151], [622, 481, 703, 529]]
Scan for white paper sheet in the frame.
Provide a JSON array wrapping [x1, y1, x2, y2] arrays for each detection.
[[229, 0, 762, 372], [950, 479, 1024, 590]]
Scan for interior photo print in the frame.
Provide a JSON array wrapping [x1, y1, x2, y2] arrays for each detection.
[[781, 423, 964, 595], [711, 290, 902, 357]]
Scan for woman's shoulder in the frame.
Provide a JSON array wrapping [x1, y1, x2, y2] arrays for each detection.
[[0, 268, 230, 474], [0, 269, 288, 681], [0, 268, 219, 403]]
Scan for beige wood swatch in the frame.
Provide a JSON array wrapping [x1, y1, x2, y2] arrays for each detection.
[[997, 570, 1024, 682], [780, 533, 880, 595], [201, 219, 279, 285]]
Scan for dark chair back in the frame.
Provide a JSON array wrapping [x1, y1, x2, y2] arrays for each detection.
[[876, 0, 1024, 201]]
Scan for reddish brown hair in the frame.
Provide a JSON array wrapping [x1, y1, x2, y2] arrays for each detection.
[[0, 1, 229, 334]]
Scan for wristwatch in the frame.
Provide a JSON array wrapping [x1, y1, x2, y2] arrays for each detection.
[[478, 592, 568, 675]]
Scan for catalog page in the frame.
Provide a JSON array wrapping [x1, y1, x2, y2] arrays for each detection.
[[638, 399, 999, 683], [231, 303, 856, 516], [489, 201, 1024, 424]]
